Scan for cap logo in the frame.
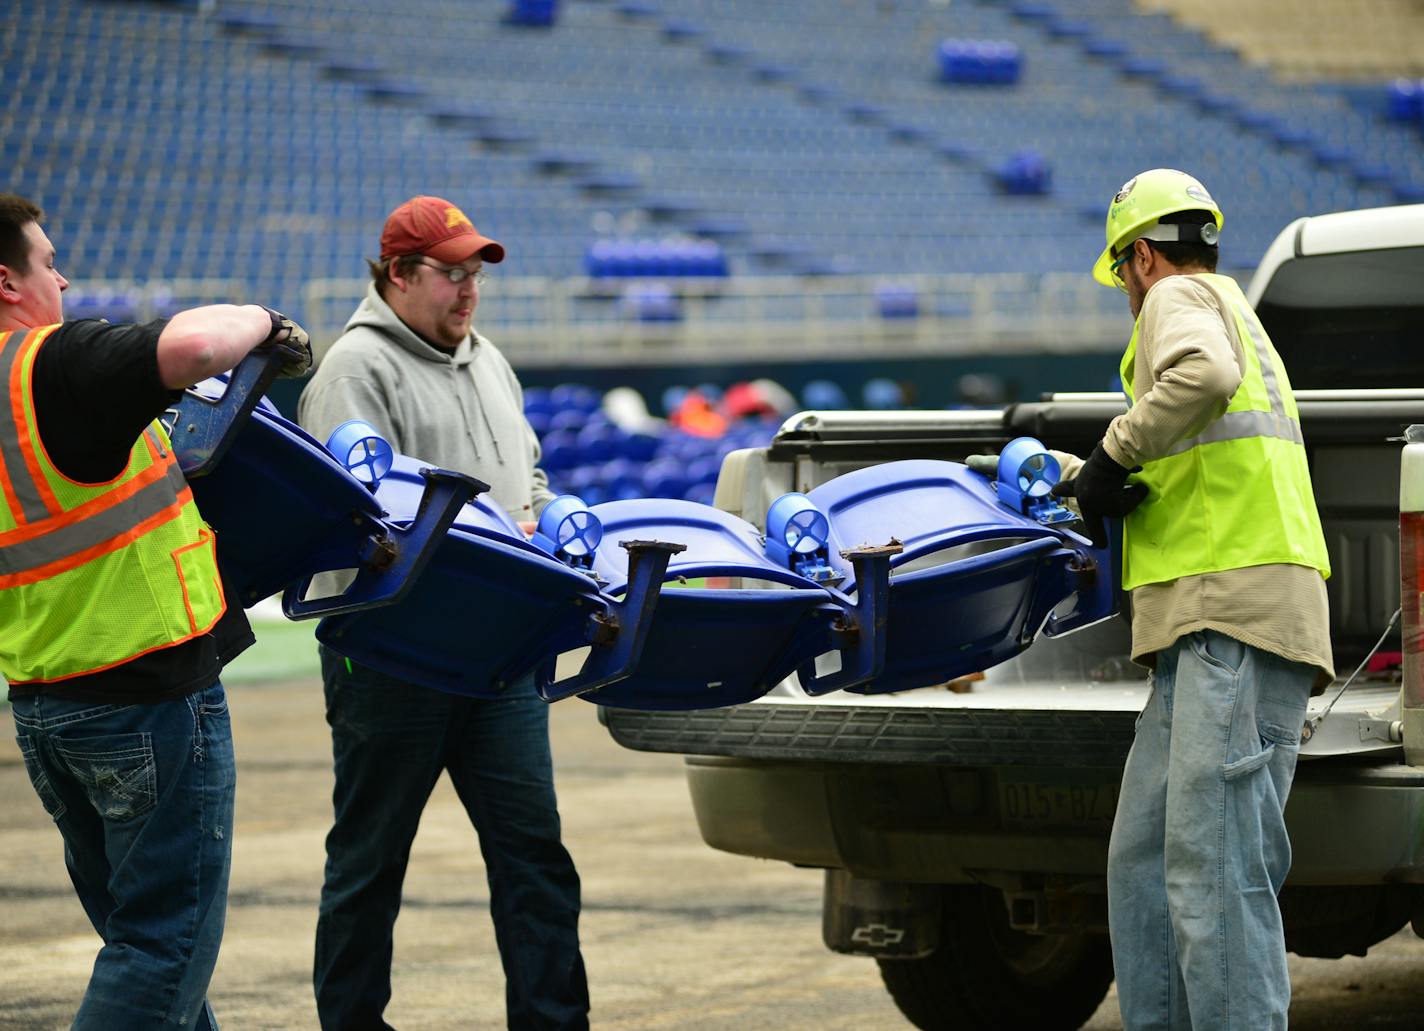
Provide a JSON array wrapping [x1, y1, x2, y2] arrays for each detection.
[[1113, 177, 1137, 204], [1185, 185, 1214, 205], [445, 206, 473, 230]]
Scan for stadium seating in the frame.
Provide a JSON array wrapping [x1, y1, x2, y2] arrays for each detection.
[[5, 0, 1419, 327]]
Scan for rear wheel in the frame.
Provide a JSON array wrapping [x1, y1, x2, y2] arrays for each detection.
[[877, 886, 1114, 1031]]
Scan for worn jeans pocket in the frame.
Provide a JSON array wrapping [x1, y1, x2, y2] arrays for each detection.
[[16, 735, 66, 820], [54, 733, 158, 822]]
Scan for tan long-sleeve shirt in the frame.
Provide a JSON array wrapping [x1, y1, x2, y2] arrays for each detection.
[[1062, 273, 1334, 690]]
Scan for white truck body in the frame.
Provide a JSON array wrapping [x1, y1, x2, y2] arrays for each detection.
[[599, 206, 1424, 1030]]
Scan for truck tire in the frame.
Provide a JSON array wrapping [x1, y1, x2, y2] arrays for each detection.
[[877, 885, 1113, 1031]]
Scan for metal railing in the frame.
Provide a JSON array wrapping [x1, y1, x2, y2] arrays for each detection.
[[67, 271, 1250, 367], [65, 279, 253, 323], [303, 272, 1139, 366]]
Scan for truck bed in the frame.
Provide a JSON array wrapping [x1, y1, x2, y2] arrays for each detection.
[[603, 393, 1424, 768]]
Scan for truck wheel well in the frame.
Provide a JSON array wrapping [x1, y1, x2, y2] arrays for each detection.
[[877, 884, 1112, 1031], [1281, 884, 1417, 959]]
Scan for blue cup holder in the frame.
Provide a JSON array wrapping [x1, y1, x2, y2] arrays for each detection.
[[327, 420, 394, 489], [533, 494, 603, 566], [765, 492, 833, 581]]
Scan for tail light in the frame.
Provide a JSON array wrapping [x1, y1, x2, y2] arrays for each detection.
[[1404, 510, 1423, 707]]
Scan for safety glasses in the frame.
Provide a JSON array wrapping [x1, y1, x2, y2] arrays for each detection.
[[1108, 249, 1132, 292]]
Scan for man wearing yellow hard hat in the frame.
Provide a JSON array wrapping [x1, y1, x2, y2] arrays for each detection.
[[1057, 168, 1333, 1029]]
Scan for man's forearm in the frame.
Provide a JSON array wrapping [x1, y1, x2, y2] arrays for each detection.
[[1106, 352, 1238, 467], [156, 304, 272, 389]]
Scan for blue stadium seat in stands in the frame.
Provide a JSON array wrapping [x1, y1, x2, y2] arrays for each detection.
[[802, 379, 850, 409], [11, 0, 1418, 321], [508, 0, 559, 28]]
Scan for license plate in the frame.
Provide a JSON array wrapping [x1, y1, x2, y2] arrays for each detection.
[[997, 772, 1120, 830]]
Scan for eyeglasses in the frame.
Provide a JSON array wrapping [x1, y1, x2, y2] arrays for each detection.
[[417, 259, 488, 285]]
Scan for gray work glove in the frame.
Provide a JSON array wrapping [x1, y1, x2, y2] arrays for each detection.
[[258, 306, 313, 379], [965, 453, 999, 477]]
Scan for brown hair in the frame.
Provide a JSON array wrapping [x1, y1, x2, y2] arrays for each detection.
[[0, 193, 44, 274], [367, 254, 423, 298]]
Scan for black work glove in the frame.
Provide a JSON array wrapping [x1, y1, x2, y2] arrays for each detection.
[[258, 306, 313, 379], [1050, 443, 1148, 548]]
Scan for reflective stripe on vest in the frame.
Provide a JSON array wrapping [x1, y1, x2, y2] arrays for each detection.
[[1116, 274, 1330, 591], [0, 433, 189, 580], [0, 324, 227, 683], [1163, 309, 1303, 456], [0, 327, 59, 523]]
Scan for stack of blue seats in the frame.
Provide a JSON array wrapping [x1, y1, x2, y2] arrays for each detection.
[[938, 40, 1025, 85], [507, 0, 558, 28], [584, 239, 729, 278], [1388, 79, 1424, 130], [993, 149, 1053, 195], [525, 384, 777, 507]]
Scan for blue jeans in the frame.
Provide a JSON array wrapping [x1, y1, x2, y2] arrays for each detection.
[[12, 684, 236, 1030], [1107, 631, 1312, 1030], [314, 647, 588, 1031]]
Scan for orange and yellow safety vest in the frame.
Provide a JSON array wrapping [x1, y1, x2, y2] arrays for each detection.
[[0, 324, 226, 684]]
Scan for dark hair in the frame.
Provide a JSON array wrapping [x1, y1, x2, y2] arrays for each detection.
[[366, 254, 423, 298], [0, 193, 44, 274], [1146, 209, 1219, 273]]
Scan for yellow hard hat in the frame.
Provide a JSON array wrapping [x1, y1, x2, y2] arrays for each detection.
[[1092, 168, 1224, 289]]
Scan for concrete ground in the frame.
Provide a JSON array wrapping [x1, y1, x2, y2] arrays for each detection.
[[3, 623, 1424, 1029]]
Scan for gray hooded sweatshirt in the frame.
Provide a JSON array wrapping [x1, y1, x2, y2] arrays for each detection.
[[298, 284, 554, 521]]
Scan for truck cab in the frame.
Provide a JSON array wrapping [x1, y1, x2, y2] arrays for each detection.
[[599, 205, 1424, 1030]]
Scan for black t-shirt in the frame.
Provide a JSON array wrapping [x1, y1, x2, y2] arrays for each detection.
[[5, 319, 254, 703]]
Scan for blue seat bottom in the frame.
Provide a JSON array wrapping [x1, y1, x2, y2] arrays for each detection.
[[317, 529, 607, 698], [584, 588, 837, 710], [865, 537, 1074, 693]]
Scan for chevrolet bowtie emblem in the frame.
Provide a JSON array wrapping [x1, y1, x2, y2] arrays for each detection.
[[850, 923, 906, 948]]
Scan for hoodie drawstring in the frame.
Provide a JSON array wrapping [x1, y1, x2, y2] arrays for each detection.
[[455, 341, 505, 466]]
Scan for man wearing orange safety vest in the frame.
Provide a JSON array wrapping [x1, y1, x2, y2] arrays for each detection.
[[1053, 170, 1333, 1030], [0, 193, 311, 1030]]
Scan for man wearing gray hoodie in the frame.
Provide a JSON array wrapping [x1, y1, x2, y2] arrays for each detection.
[[298, 196, 587, 1031]]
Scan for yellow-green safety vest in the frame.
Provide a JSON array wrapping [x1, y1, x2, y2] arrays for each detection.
[[0, 324, 226, 684], [1117, 274, 1330, 591]]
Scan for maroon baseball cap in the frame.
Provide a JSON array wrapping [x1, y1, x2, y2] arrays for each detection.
[[379, 196, 505, 264]]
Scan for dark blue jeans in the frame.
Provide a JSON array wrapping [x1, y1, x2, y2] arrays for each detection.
[[314, 647, 588, 1030], [12, 683, 236, 1030]]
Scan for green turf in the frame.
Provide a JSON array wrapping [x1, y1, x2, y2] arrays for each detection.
[[223, 620, 322, 685], [0, 620, 319, 710]]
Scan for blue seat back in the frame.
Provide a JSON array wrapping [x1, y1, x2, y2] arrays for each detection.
[[805, 460, 1115, 693], [314, 455, 612, 695], [808, 460, 1064, 576], [590, 498, 827, 591], [316, 526, 609, 698], [572, 497, 856, 709], [189, 406, 391, 607]]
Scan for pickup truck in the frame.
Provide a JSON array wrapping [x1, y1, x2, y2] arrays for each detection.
[[599, 204, 1424, 1030]]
